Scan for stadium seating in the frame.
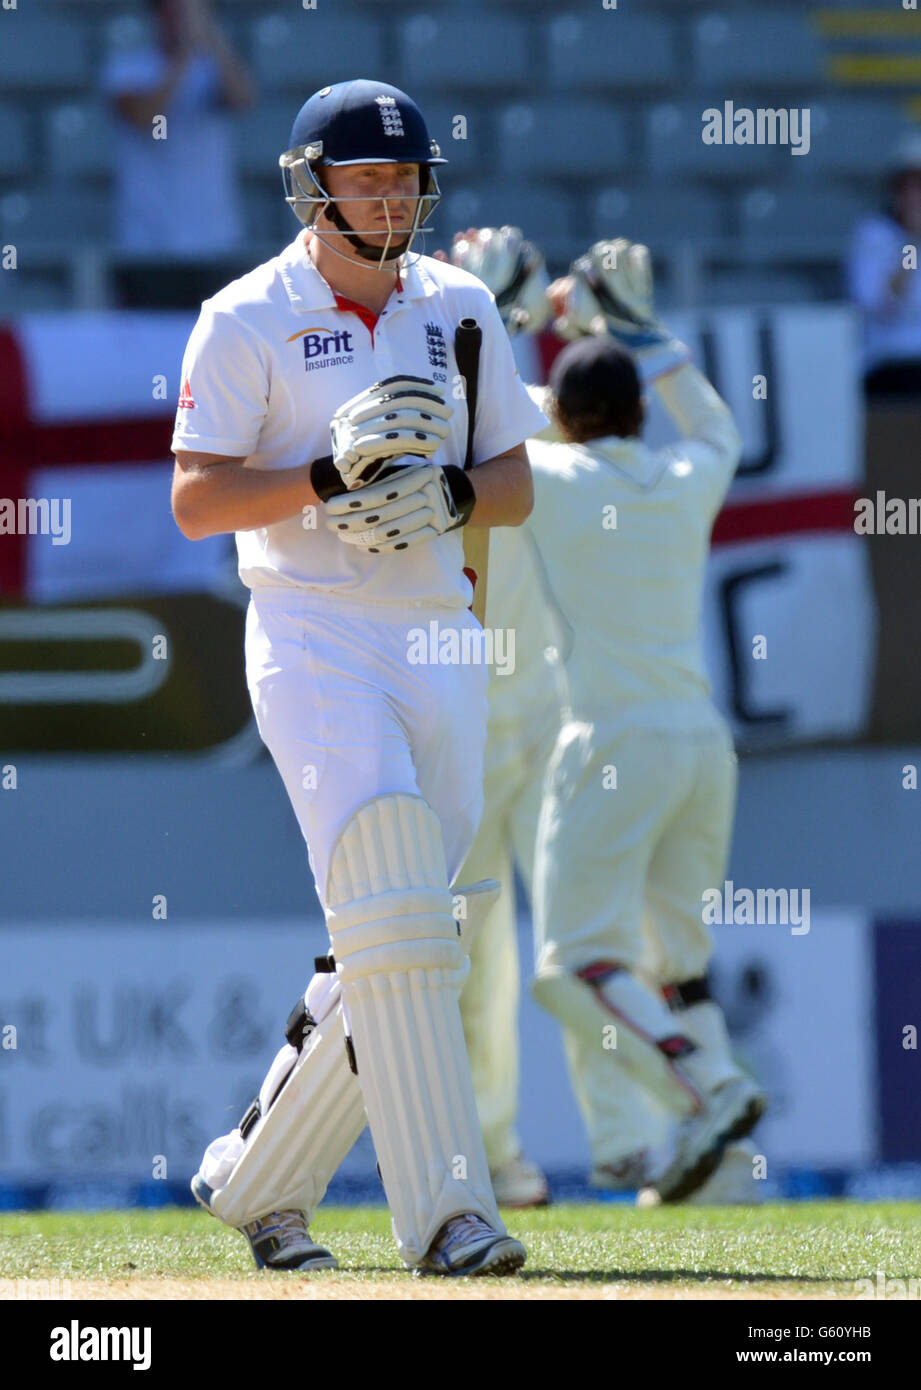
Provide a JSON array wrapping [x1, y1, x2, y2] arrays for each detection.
[[691, 12, 826, 87], [739, 184, 875, 246], [396, 14, 531, 92], [645, 103, 780, 180], [250, 14, 385, 92], [437, 182, 574, 263], [0, 105, 30, 178], [495, 102, 631, 179], [790, 99, 914, 178], [0, 0, 915, 307], [591, 186, 727, 247], [546, 13, 679, 92], [0, 17, 92, 90], [0, 188, 111, 249], [46, 103, 112, 180]]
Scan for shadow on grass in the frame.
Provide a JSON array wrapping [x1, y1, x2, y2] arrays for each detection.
[[517, 1268, 853, 1286]]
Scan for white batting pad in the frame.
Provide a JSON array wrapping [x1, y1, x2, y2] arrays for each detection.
[[532, 967, 704, 1119], [325, 794, 503, 1265], [196, 968, 366, 1229]]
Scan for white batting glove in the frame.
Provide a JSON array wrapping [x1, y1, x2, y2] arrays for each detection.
[[330, 375, 453, 491], [450, 226, 551, 336], [324, 461, 476, 553], [556, 239, 692, 382]]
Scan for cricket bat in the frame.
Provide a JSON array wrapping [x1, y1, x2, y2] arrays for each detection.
[[454, 318, 488, 626]]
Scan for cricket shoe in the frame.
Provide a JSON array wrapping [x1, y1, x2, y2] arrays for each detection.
[[490, 1153, 550, 1208], [190, 1174, 338, 1271], [643, 1074, 766, 1205], [685, 1140, 767, 1206], [414, 1214, 527, 1277], [590, 1148, 654, 1193]]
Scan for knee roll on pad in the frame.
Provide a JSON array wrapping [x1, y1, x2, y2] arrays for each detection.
[[325, 793, 503, 1266]]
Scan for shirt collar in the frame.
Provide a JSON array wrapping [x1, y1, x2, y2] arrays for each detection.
[[279, 232, 439, 312]]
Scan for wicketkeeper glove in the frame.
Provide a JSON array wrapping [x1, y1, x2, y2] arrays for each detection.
[[555, 239, 692, 383], [450, 226, 551, 336], [328, 375, 453, 491], [324, 460, 476, 554]]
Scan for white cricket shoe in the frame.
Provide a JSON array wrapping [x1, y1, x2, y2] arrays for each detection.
[[590, 1148, 653, 1193], [190, 1173, 337, 1271], [241, 1210, 339, 1271], [414, 1213, 527, 1277], [644, 1075, 766, 1204], [490, 1153, 550, 1208], [685, 1140, 767, 1205]]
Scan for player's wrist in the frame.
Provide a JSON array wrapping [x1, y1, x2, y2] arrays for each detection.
[[310, 454, 348, 503], [440, 464, 477, 529]]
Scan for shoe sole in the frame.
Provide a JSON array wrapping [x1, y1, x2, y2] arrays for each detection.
[[255, 1252, 340, 1272], [414, 1239, 527, 1278], [655, 1091, 766, 1204]]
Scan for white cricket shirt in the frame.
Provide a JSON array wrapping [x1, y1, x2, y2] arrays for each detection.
[[171, 232, 548, 606], [524, 365, 742, 729]]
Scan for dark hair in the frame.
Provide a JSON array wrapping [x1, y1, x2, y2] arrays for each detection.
[[548, 337, 643, 443]]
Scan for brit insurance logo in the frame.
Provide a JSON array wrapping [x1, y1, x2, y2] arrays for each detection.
[[286, 326, 355, 372]]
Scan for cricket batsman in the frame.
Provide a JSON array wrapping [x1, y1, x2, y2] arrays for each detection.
[[169, 81, 548, 1275], [450, 230, 766, 1201]]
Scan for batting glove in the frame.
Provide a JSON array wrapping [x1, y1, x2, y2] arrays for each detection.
[[450, 226, 551, 336], [330, 375, 453, 491], [324, 461, 476, 554]]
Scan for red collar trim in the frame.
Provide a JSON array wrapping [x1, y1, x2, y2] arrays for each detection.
[[331, 271, 404, 340], [332, 291, 379, 337]]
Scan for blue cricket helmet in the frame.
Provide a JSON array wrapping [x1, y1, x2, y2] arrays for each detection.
[[279, 79, 447, 264]]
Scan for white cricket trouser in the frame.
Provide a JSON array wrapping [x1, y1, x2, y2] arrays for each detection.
[[244, 588, 490, 902], [535, 718, 736, 979], [457, 702, 562, 1170], [533, 716, 737, 1166]]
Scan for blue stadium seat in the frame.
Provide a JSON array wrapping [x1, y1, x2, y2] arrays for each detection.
[[397, 13, 530, 92], [790, 100, 914, 178], [0, 189, 110, 249], [241, 182, 298, 249], [235, 103, 296, 177], [546, 13, 679, 91], [496, 103, 630, 178], [47, 104, 113, 180], [692, 12, 824, 87], [708, 268, 822, 307], [250, 14, 385, 91], [418, 102, 483, 173], [0, 18, 92, 89], [0, 106, 30, 178], [591, 186, 725, 246], [739, 185, 874, 246], [436, 182, 576, 264], [646, 103, 779, 179]]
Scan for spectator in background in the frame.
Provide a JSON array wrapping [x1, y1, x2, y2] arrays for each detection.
[[103, 0, 254, 307], [849, 133, 921, 397]]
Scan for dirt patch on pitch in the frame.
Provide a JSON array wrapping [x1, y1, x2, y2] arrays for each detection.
[[61, 1278, 854, 1301]]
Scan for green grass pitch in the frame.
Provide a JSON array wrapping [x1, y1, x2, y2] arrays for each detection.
[[2, 1202, 920, 1299]]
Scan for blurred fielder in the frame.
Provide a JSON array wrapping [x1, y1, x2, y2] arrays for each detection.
[[450, 229, 766, 1202], [170, 82, 548, 1276]]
